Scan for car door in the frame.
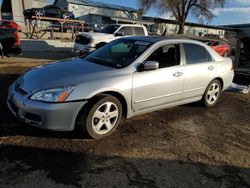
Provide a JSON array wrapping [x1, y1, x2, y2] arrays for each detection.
[[182, 43, 217, 100], [45, 6, 59, 17], [133, 26, 145, 36], [132, 43, 184, 113]]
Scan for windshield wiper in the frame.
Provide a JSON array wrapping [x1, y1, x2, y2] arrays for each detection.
[[86, 57, 119, 69]]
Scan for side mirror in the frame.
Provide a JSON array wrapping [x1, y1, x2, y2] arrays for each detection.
[[138, 61, 159, 71], [114, 32, 124, 37]]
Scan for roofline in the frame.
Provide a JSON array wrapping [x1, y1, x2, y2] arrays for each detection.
[[143, 16, 238, 31], [110, 17, 154, 25], [56, 0, 138, 12], [222, 23, 250, 29]]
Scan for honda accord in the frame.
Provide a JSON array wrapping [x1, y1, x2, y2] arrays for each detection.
[[7, 36, 234, 138]]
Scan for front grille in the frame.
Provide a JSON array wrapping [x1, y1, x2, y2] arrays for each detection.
[[75, 35, 91, 45], [9, 100, 18, 113], [25, 113, 42, 123], [15, 85, 28, 95]]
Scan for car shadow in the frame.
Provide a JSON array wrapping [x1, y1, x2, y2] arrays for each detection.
[[0, 144, 249, 187]]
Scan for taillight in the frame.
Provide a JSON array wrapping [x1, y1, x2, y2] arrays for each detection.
[[231, 64, 234, 71], [14, 32, 20, 46]]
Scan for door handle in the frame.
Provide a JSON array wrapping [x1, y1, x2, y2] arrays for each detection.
[[208, 66, 215, 70], [173, 71, 183, 77]]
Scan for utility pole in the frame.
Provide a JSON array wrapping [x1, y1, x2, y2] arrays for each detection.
[[21, 0, 26, 25], [0, 0, 2, 20]]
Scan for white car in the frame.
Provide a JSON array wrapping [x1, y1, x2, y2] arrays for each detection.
[[74, 24, 148, 54]]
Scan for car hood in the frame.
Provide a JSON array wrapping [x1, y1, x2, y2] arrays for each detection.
[[16, 57, 124, 93]]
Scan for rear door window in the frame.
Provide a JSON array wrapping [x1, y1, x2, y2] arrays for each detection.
[[134, 27, 145, 36], [117, 26, 133, 35], [183, 43, 212, 64]]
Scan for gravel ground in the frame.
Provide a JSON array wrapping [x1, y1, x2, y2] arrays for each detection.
[[0, 57, 250, 187]]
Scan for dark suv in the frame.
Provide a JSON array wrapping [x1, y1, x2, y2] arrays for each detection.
[[0, 20, 21, 57], [23, 5, 74, 20]]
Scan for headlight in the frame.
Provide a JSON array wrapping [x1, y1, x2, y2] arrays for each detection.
[[30, 86, 75, 102]]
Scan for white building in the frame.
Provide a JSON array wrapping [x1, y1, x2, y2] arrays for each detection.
[[144, 17, 228, 38], [0, 0, 236, 40], [0, 0, 48, 26], [54, 0, 143, 25]]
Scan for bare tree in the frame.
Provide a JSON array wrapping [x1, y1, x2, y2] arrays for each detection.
[[139, 0, 226, 34]]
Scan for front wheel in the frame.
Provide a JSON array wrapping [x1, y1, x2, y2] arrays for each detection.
[[96, 42, 107, 49], [202, 79, 222, 107], [79, 94, 122, 139], [63, 13, 70, 19]]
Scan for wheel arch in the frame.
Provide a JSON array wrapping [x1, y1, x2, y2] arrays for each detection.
[[74, 90, 128, 132], [93, 91, 128, 117], [214, 77, 224, 90]]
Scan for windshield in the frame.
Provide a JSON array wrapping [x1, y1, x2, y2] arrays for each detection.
[[84, 39, 152, 68], [99, 25, 120, 34]]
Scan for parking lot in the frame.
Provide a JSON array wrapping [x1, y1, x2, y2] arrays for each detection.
[[0, 54, 250, 187]]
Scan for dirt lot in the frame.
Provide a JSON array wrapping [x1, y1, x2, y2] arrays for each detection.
[[0, 55, 250, 188]]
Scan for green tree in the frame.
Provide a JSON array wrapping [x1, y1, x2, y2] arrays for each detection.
[[139, 0, 227, 34]]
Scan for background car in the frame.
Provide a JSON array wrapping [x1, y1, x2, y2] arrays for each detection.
[[23, 5, 74, 20], [206, 40, 230, 57], [0, 20, 21, 31], [0, 20, 21, 57], [74, 24, 148, 55]]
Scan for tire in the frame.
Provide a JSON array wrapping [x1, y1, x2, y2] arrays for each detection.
[[202, 79, 222, 108], [35, 10, 44, 17], [63, 13, 70, 20], [79, 94, 122, 139], [96, 42, 107, 49]]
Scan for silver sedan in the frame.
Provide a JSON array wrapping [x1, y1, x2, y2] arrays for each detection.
[[7, 36, 234, 138]]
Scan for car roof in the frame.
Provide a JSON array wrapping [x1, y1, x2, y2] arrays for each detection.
[[123, 36, 224, 62], [124, 36, 170, 43], [124, 36, 205, 44]]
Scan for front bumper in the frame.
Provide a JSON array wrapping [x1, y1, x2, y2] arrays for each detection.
[[4, 46, 22, 56], [73, 43, 94, 53], [7, 85, 87, 131]]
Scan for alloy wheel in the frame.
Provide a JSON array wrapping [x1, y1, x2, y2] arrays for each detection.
[[91, 102, 119, 135], [206, 83, 220, 105], [63, 14, 70, 19], [35, 10, 44, 17]]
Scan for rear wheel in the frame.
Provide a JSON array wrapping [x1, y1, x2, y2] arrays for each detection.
[[202, 79, 222, 107], [79, 94, 122, 139], [96, 42, 107, 49], [35, 10, 44, 17]]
